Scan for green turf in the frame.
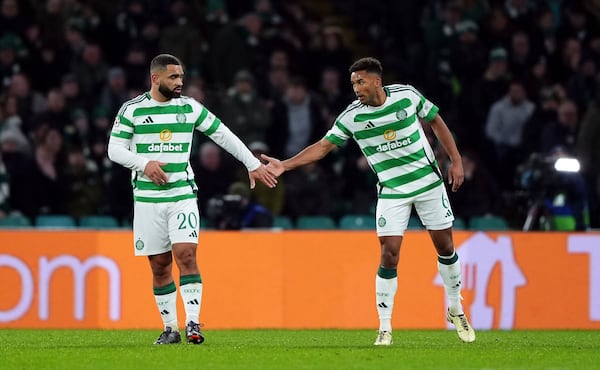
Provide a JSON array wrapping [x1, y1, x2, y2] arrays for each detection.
[[1, 329, 599, 370]]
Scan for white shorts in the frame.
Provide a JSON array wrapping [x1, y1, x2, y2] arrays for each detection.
[[132, 198, 200, 256], [375, 184, 454, 236]]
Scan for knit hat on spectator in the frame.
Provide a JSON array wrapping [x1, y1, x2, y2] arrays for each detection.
[[0, 128, 30, 153], [456, 20, 479, 34], [489, 47, 508, 61]]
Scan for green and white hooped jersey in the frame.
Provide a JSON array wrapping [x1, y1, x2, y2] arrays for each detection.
[[325, 84, 443, 199], [109, 92, 258, 203]]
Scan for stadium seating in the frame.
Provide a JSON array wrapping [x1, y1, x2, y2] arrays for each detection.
[[468, 215, 509, 231], [453, 217, 467, 230], [273, 216, 294, 230], [35, 215, 77, 229], [339, 214, 375, 230], [79, 215, 120, 229], [0, 214, 32, 228], [295, 216, 336, 230]]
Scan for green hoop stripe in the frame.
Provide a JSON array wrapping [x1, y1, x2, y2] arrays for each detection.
[[180, 274, 202, 285], [354, 98, 411, 122], [377, 266, 397, 279], [378, 180, 443, 199], [111, 131, 133, 139], [153, 282, 177, 295], [132, 104, 193, 117], [134, 193, 197, 203], [135, 179, 194, 191], [134, 124, 194, 134], [438, 253, 459, 265]]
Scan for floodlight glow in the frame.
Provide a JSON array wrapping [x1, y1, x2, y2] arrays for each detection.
[[554, 157, 580, 172]]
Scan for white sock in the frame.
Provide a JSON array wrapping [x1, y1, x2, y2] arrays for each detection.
[[375, 267, 397, 332], [179, 274, 203, 324], [153, 282, 179, 329], [437, 252, 463, 315]]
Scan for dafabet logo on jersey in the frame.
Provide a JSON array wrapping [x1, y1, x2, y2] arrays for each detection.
[[376, 130, 413, 153], [144, 143, 186, 152]]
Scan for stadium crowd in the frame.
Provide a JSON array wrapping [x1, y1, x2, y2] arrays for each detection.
[[0, 0, 598, 230]]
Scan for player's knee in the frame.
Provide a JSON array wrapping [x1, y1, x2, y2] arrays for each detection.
[[380, 246, 400, 266]]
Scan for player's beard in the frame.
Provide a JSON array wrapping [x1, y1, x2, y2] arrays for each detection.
[[158, 82, 181, 99]]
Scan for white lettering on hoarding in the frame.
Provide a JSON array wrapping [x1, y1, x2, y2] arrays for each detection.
[[0, 254, 121, 322], [0, 255, 34, 321], [568, 235, 600, 321]]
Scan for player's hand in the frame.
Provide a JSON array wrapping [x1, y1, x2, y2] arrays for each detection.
[[447, 160, 464, 192], [144, 161, 168, 185], [248, 164, 277, 189], [261, 154, 285, 177]]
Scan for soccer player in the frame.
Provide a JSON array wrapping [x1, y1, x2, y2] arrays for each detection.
[[263, 57, 475, 345], [107, 54, 277, 344]]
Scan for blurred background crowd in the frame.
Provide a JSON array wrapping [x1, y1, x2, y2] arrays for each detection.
[[0, 0, 598, 230]]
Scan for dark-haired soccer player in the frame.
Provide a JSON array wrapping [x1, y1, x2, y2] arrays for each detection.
[[263, 57, 475, 345], [108, 54, 276, 344]]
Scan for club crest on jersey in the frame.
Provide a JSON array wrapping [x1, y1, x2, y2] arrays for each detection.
[[176, 112, 186, 124], [159, 129, 172, 141], [396, 110, 407, 120]]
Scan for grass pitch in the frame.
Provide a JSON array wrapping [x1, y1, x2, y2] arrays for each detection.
[[1, 329, 599, 370]]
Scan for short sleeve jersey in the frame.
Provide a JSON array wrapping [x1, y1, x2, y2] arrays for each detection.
[[325, 84, 443, 199], [110, 92, 222, 203]]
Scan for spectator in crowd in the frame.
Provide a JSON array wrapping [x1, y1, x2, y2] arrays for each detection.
[[508, 31, 539, 79], [317, 66, 354, 125], [123, 44, 149, 91], [484, 79, 535, 190], [191, 141, 236, 214], [540, 99, 580, 154], [98, 67, 129, 119], [221, 69, 271, 144], [0, 0, 33, 37], [210, 12, 264, 88], [8, 73, 46, 127], [448, 150, 501, 224], [0, 93, 26, 144], [63, 145, 103, 218], [158, 0, 207, 72], [72, 43, 109, 103], [267, 76, 327, 160], [33, 88, 72, 132], [566, 56, 598, 111], [264, 65, 290, 106], [30, 125, 67, 216], [60, 73, 87, 115], [0, 33, 25, 88]]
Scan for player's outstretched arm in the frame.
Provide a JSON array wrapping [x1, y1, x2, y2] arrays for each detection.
[[262, 138, 336, 177]]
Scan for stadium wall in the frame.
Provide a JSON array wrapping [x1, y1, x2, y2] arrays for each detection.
[[1, 230, 599, 330]]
